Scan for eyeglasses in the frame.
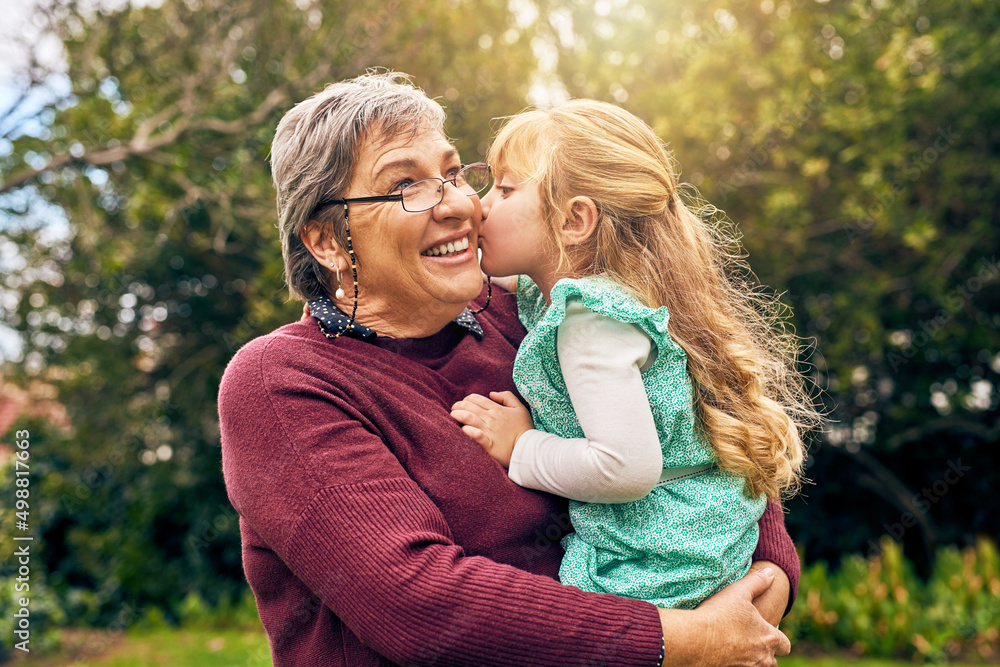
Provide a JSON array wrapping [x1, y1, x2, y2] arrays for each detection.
[[317, 163, 492, 213]]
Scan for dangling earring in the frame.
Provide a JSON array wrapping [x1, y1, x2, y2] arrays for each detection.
[[334, 265, 346, 300], [317, 203, 360, 341], [470, 275, 491, 314]]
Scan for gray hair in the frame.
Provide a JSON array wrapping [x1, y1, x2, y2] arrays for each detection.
[[271, 71, 446, 301]]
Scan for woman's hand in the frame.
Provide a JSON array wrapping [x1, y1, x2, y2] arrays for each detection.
[[450, 391, 533, 467], [658, 567, 791, 667], [748, 560, 790, 627]]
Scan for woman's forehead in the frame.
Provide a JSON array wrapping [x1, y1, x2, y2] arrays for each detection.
[[358, 128, 457, 181]]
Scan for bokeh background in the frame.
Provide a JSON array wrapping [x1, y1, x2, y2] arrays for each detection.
[[1, 0, 998, 663]]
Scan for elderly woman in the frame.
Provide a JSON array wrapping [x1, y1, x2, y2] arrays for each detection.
[[219, 72, 799, 667]]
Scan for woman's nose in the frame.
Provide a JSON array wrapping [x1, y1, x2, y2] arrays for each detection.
[[432, 179, 475, 223]]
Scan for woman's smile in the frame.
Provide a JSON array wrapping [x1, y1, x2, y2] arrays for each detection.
[[421, 233, 473, 258]]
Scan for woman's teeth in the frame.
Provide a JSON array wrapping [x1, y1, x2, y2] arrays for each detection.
[[423, 236, 470, 257]]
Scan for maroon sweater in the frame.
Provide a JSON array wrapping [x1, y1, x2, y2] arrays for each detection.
[[218, 288, 799, 666]]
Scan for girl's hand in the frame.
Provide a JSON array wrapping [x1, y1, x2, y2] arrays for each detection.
[[451, 391, 533, 467]]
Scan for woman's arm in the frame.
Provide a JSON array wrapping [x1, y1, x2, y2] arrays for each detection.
[[220, 334, 664, 667], [452, 301, 802, 620], [661, 567, 790, 666], [452, 300, 664, 501], [221, 333, 792, 666], [751, 499, 801, 618], [749, 560, 791, 626]]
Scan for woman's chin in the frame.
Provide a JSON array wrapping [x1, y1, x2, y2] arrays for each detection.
[[425, 265, 487, 305]]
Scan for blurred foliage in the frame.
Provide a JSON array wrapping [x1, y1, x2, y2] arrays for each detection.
[[0, 0, 998, 641], [783, 538, 1000, 662], [535, 0, 1000, 572], [0, 0, 538, 631], [0, 559, 64, 661]]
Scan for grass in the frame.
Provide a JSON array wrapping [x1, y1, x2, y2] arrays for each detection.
[[4, 627, 985, 666], [783, 660, 940, 667], [7, 626, 271, 667]]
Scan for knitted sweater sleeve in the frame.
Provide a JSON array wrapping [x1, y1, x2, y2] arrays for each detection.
[[219, 335, 664, 667], [753, 500, 801, 615]]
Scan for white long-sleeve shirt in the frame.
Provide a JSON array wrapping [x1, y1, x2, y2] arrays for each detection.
[[509, 298, 666, 503]]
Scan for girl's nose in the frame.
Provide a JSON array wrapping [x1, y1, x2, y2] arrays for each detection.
[[479, 186, 498, 218]]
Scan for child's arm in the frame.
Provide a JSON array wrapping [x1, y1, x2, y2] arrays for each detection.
[[452, 300, 665, 503], [506, 300, 664, 503], [450, 390, 533, 467]]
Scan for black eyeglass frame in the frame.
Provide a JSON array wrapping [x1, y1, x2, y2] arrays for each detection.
[[315, 163, 492, 213]]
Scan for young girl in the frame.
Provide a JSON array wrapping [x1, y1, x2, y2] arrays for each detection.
[[451, 100, 819, 609]]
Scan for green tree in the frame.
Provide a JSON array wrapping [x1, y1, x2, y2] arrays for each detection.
[[0, 0, 538, 626], [2, 0, 999, 640], [538, 0, 1000, 568]]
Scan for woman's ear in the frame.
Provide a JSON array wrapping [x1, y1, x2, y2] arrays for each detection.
[[300, 221, 349, 272], [560, 196, 599, 247]]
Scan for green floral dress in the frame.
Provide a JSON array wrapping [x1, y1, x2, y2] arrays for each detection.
[[515, 275, 766, 608]]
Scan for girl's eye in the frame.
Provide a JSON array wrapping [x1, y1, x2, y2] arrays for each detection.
[[499, 186, 513, 196]]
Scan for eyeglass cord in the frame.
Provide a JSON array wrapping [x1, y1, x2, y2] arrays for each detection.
[[317, 203, 491, 341]]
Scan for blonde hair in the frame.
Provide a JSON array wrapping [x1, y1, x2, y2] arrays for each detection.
[[488, 100, 820, 499]]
